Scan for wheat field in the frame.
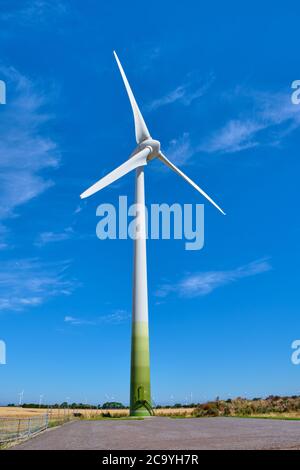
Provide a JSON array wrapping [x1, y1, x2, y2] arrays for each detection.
[[0, 406, 195, 419], [2, 406, 298, 421]]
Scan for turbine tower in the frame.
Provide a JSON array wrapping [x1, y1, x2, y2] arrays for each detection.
[[80, 51, 225, 416], [18, 390, 24, 406]]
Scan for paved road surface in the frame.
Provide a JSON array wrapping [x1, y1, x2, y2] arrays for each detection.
[[12, 417, 300, 450]]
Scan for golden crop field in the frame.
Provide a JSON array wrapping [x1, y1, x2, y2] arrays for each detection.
[[155, 408, 195, 417], [0, 406, 195, 419], [1, 406, 299, 421], [0, 407, 47, 418], [0, 407, 126, 419]]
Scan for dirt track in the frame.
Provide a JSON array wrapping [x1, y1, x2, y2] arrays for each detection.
[[12, 417, 300, 450]]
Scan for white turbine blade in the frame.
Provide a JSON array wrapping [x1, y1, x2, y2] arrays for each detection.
[[159, 152, 226, 215], [113, 51, 150, 144], [80, 147, 150, 199]]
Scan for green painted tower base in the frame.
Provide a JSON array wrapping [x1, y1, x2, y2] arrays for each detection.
[[130, 406, 152, 417], [130, 321, 153, 417]]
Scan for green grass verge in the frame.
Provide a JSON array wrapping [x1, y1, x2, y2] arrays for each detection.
[[48, 419, 73, 428]]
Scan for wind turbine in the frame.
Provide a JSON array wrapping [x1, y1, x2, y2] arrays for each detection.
[[80, 51, 225, 416], [39, 394, 44, 408], [18, 390, 24, 406]]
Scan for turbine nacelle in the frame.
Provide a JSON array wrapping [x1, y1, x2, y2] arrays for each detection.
[[139, 138, 161, 161]]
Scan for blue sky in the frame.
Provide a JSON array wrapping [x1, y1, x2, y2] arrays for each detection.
[[0, 1, 300, 405]]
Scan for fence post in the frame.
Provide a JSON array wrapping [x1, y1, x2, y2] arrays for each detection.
[[0, 415, 51, 443]]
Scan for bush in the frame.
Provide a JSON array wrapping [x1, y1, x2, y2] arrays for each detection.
[[192, 403, 220, 417], [222, 405, 231, 416], [101, 402, 125, 409]]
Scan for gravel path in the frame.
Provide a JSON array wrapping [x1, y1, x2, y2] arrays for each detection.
[[12, 417, 300, 450]]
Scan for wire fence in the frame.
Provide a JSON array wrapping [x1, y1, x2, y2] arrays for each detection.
[[0, 414, 49, 443], [0, 407, 130, 444], [48, 407, 73, 420]]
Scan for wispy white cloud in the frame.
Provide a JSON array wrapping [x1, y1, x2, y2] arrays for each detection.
[[0, 224, 9, 250], [35, 226, 93, 247], [201, 89, 300, 154], [35, 227, 74, 247], [64, 309, 129, 326], [138, 46, 161, 71], [0, 66, 61, 246], [164, 132, 194, 165], [0, 1, 68, 24], [0, 259, 76, 311], [64, 315, 95, 326], [73, 205, 82, 215], [161, 87, 300, 165], [202, 119, 261, 154], [156, 259, 272, 298], [147, 75, 214, 111]]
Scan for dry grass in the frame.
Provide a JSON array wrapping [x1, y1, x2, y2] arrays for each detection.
[[0, 407, 129, 419], [155, 408, 195, 417], [0, 407, 47, 418], [86, 408, 196, 419], [0, 406, 195, 420], [82, 409, 129, 418], [2, 405, 300, 421]]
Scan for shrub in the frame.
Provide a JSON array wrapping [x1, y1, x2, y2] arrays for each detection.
[[192, 402, 220, 418]]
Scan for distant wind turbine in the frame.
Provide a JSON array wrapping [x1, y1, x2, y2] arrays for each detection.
[[18, 390, 24, 406], [39, 394, 44, 407], [80, 51, 225, 416]]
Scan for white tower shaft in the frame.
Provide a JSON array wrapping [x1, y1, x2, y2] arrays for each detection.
[[130, 166, 151, 416], [133, 166, 148, 323]]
